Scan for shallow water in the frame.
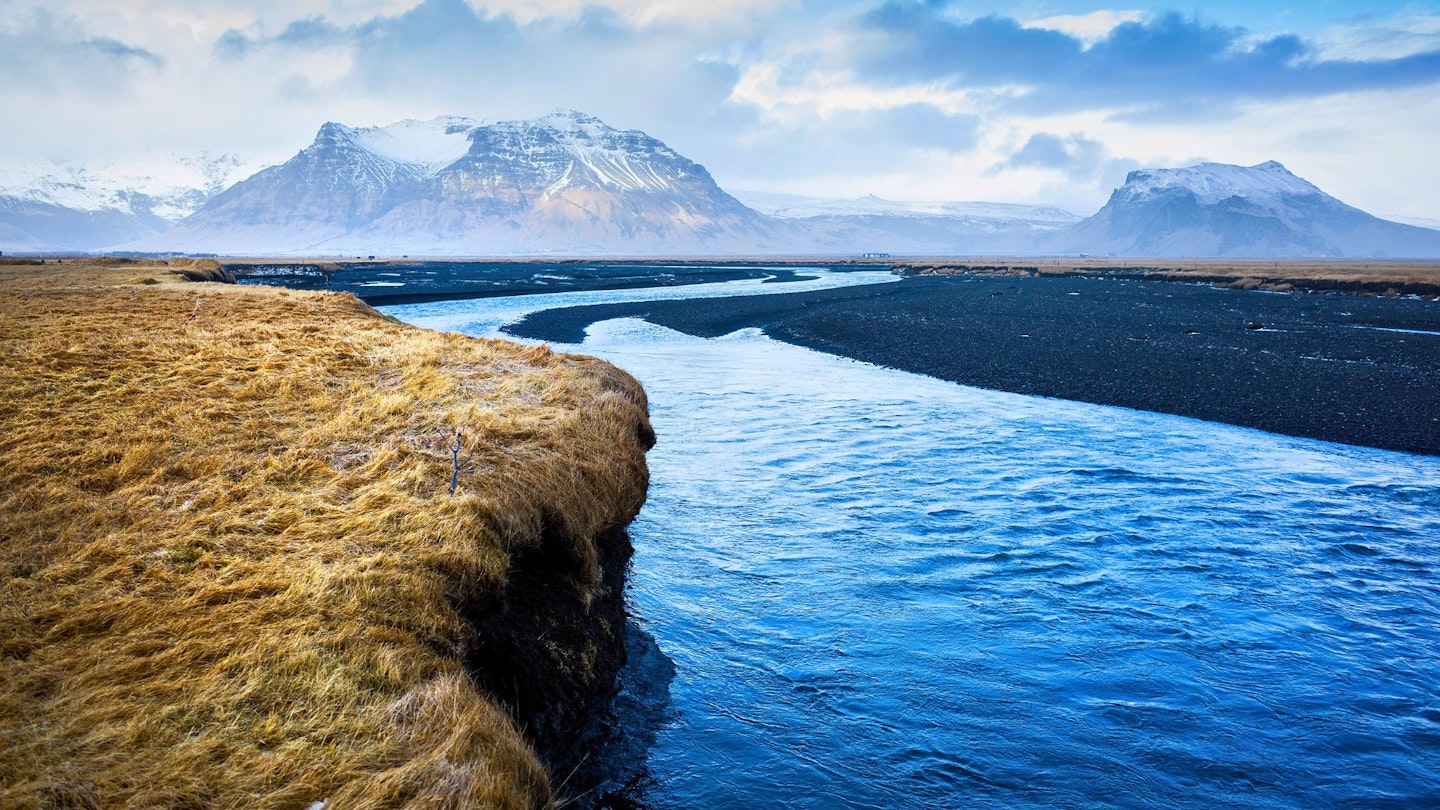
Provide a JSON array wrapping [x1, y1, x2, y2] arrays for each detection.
[[386, 281, 1440, 809]]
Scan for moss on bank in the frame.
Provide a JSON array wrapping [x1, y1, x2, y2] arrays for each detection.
[[0, 261, 653, 808]]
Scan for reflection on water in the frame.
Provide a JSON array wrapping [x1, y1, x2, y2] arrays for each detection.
[[386, 286, 1440, 810]]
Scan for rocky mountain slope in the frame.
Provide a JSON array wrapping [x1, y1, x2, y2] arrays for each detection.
[[1048, 161, 1440, 258]]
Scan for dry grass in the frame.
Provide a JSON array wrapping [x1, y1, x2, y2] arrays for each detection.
[[0, 262, 652, 809]]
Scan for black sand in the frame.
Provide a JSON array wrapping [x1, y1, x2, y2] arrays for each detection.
[[508, 275, 1440, 455], [234, 261, 826, 305]]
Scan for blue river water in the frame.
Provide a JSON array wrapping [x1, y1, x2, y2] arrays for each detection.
[[385, 273, 1440, 809]]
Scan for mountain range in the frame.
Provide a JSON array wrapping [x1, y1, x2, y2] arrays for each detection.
[[0, 154, 258, 252], [3, 112, 1438, 258], [128, 112, 809, 256]]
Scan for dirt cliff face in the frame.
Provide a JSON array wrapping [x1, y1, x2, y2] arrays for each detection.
[[465, 524, 638, 772]]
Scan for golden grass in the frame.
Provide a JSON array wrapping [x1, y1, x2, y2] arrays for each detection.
[[0, 262, 652, 809]]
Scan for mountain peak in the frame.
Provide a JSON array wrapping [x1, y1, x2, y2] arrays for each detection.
[[525, 109, 618, 139], [1119, 160, 1325, 206], [543, 108, 599, 123]]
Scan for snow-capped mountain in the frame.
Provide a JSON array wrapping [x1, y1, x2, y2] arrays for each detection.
[[1048, 161, 1440, 258], [13, 126, 1437, 259], [736, 191, 1081, 254], [131, 111, 805, 256], [0, 154, 258, 252]]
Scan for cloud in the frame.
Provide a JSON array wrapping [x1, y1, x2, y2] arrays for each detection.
[[86, 36, 165, 67], [985, 130, 1143, 213], [1, 0, 1438, 220], [729, 102, 981, 182], [196, 0, 771, 177], [1001, 133, 1106, 173], [867, 103, 978, 151], [993, 130, 1140, 188], [466, 0, 788, 28], [1315, 13, 1440, 61], [210, 0, 718, 107], [857, 5, 1440, 119], [1022, 10, 1143, 44], [0, 8, 164, 94]]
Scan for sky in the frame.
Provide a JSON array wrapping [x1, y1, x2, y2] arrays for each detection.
[[3, 0, 1438, 219]]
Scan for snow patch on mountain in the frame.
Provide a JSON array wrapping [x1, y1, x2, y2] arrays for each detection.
[[345, 116, 480, 169], [1116, 161, 1325, 207]]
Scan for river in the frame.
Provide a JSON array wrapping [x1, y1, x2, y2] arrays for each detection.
[[385, 271, 1440, 809]]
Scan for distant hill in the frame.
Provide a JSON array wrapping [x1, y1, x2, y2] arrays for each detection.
[[734, 191, 1080, 255], [0, 154, 256, 252], [1047, 161, 1440, 258]]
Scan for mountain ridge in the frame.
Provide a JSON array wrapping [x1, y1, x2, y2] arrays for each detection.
[[3, 117, 1438, 257]]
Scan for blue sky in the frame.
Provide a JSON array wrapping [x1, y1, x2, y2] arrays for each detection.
[[3, 0, 1438, 219]]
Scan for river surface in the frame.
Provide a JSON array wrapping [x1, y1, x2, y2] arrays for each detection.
[[385, 272, 1440, 809]]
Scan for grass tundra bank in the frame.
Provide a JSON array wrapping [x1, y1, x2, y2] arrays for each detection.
[[0, 260, 653, 809]]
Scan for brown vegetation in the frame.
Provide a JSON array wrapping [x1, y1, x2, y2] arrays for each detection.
[[886, 258, 1440, 297], [0, 262, 652, 808]]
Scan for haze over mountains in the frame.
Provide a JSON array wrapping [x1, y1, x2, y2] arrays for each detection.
[[735, 191, 1082, 256], [3, 112, 1437, 258]]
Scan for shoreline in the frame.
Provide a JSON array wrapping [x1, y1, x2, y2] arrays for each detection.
[[507, 274, 1440, 456]]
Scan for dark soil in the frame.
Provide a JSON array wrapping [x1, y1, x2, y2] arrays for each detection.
[[508, 275, 1440, 455], [462, 523, 635, 776]]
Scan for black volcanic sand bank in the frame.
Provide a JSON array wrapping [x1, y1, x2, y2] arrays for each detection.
[[233, 261, 835, 305], [508, 275, 1440, 455]]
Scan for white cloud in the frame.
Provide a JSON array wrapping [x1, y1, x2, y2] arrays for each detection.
[[1022, 9, 1144, 44], [468, 0, 790, 27], [730, 62, 972, 119], [1314, 13, 1440, 61], [0, 1, 1437, 220]]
